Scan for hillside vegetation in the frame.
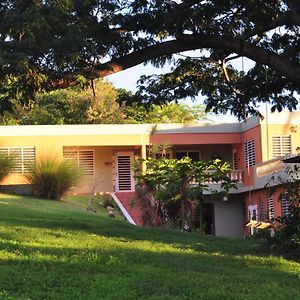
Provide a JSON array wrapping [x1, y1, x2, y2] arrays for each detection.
[[0, 194, 299, 300]]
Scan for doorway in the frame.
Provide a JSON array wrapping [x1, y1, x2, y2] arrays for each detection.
[[115, 152, 135, 192]]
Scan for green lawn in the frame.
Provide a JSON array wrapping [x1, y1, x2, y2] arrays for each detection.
[[0, 194, 299, 300]]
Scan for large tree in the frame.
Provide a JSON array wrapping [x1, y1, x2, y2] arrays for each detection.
[[0, 0, 299, 117]]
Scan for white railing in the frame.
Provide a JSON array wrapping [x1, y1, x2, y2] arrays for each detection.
[[195, 169, 244, 184], [230, 169, 244, 183], [256, 158, 285, 177]]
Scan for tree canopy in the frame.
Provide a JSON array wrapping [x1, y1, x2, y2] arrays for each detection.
[[0, 0, 299, 118], [122, 102, 208, 124], [1, 79, 205, 125], [1, 79, 124, 124], [134, 156, 234, 229]]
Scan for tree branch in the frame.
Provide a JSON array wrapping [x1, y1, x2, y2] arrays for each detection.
[[242, 11, 300, 40], [50, 34, 300, 89]]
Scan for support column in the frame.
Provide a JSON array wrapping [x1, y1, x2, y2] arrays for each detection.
[[141, 143, 147, 174]]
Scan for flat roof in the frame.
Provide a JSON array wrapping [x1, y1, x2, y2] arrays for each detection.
[[0, 122, 244, 136], [0, 111, 299, 137]]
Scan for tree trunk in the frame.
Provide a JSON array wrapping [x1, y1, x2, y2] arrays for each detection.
[[198, 201, 203, 233]]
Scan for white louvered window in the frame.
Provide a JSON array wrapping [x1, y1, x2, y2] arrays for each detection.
[[281, 194, 290, 217], [63, 149, 94, 176], [272, 136, 291, 158], [233, 151, 238, 170], [267, 196, 274, 221], [0, 147, 35, 173], [244, 140, 255, 167]]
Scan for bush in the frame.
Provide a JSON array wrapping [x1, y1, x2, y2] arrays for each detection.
[[26, 158, 80, 200], [0, 153, 14, 182], [265, 211, 300, 261]]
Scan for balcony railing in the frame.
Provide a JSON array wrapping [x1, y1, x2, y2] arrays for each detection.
[[256, 158, 286, 177], [230, 170, 244, 183], [200, 169, 244, 184]]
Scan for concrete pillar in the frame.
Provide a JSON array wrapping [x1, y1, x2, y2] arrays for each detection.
[[141, 143, 147, 173]]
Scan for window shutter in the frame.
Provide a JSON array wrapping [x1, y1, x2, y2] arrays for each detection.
[[267, 196, 274, 221], [79, 150, 94, 175], [259, 197, 265, 221], [22, 147, 35, 172], [233, 152, 238, 170], [244, 140, 255, 167], [63, 149, 94, 175], [0, 147, 35, 173], [281, 194, 290, 216], [272, 136, 291, 158]]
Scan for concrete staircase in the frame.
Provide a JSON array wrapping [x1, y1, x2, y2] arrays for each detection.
[[111, 192, 142, 226]]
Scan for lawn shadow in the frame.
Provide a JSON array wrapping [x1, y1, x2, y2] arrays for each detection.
[[1, 212, 260, 258], [0, 194, 270, 257]]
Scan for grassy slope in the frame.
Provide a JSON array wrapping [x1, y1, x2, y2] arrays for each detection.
[[0, 194, 299, 300]]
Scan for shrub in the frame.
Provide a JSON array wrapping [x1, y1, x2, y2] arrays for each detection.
[[0, 153, 14, 182], [265, 164, 300, 261], [26, 158, 80, 200]]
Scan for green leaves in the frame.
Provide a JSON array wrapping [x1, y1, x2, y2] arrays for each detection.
[[25, 157, 80, 200], [0, 152, 15, 182], [135, 156, 235, 203], [1, 79, 123, 125], [134, 155, 236, 229], [0, 0, 299, 118], [121, 101, 208, 124]]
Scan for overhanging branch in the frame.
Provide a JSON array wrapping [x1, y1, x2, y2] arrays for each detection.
[[50, 34, 300, 89]]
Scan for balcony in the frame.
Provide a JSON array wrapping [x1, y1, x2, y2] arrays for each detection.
[[254, 156, 300, 189], [256, 158, 285, 177], [200, 169, 244, 184], [191, 169, 244, 195]]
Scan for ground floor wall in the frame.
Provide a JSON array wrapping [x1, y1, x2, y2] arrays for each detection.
[[0, 184, 33, 196], [243, 187, 290, 236], [213, 197, 244, 238], [244, 188, 286, 222], [0, 144, 141, 194], [202, 195, 244, 238]]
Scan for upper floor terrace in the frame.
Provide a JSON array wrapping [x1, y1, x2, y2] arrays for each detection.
[[254, 155, 300, 189]]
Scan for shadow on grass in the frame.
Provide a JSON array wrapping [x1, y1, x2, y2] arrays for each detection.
[[1, 215, 260, 257], [0, 240, 299, 300], [0, 195, 262, 257]]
